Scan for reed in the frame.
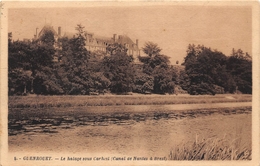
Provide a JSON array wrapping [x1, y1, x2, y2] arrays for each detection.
[[169, 135, 251, 160]]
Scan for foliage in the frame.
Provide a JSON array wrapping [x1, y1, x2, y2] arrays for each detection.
[[33, 66, 64, 95], [153, 64, 174, 94], [139, 42, 176, 94], [133, 72, 154, 94], [39, 30, 55, 46], [183, 44, 252, 95], [102, 43, 135, 94], [89, 72, 111, 94], [8, 69, 33, 95], [142, 41, 162, 57], [226, 49, 252, 94], [8, 33, 56, 95], [56, 25, 92, 95], [184, 44, 214, 95], [178, 69, 190, 91], [8, 27, 252, 96]]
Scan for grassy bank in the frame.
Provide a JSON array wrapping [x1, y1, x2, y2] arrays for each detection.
[[9, 94, 252, 109], [169, 136, 251, 160]]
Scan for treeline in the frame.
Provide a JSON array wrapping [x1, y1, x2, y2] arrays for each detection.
[[8, 24, 252, 96], [182, 44, 252, 95]]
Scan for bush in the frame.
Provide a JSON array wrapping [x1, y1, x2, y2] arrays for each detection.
[[188, 82, 215, 95]]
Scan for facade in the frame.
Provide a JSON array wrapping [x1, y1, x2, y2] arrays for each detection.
[[85, 33, 140, 57], [34, 25, 140, 59]]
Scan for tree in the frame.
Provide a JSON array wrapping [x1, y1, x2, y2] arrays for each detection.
[[142, 42, 162, 57], [89, 72, 111, 94], [8, 69, 33, 95], [139, 42, 170, 73], [30, 32, 56, 94], [183, 44, 251, 95], [226, 49, 252, 94], [184, 44, 219, 95], [153, 64, 175, 94], [138, 42, 176, 94], [8, 28, 64, 95], [57, 24, 92, 95], [8, 41, 54, 95], [102, 43, 135, 94], [133, 72, 154, 94], [39, 30, 55, 46], [178, 69, 190, 91], [33, 66, 64, 95]]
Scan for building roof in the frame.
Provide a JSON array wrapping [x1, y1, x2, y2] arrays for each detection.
[[117, 35, 138, 50], [36, 25, 139, 51], [94, 35, 112, 42], [63, 32, 75, 39]]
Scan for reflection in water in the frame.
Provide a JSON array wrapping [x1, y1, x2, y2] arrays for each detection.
[[8, 106, 250, 135]]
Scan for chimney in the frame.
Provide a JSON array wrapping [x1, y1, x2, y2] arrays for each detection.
[[58, 27, 61, 36], [35, 28, 38, 39], [113, 34, 117, 42], [136, 39, 139, 48]]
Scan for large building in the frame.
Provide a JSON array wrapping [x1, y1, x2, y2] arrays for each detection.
[[34, 25, 140, 58]]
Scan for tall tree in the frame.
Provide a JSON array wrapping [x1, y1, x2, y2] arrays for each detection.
[[183, 44, 251, 95], [142, 42, 162, 57], [184, 44, 222, 95], [8, 32, 57, 95], [227, 49, 252, 94], [139, 42, 176, 94], [57, 24, 91, 95], [31, 29, 57, 94], [102, 43, 135, 94]]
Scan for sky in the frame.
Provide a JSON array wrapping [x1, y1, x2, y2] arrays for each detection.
[[8, 5, 252, 64]]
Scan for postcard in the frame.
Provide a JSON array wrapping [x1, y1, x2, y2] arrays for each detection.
[[1, 1, 259, 166]]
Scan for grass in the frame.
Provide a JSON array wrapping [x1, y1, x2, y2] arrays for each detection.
[[8, 94, 252, 109], [169, 135, 251, 160]]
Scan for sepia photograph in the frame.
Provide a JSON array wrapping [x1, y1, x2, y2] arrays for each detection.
[[1, 1, 259, 166]]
